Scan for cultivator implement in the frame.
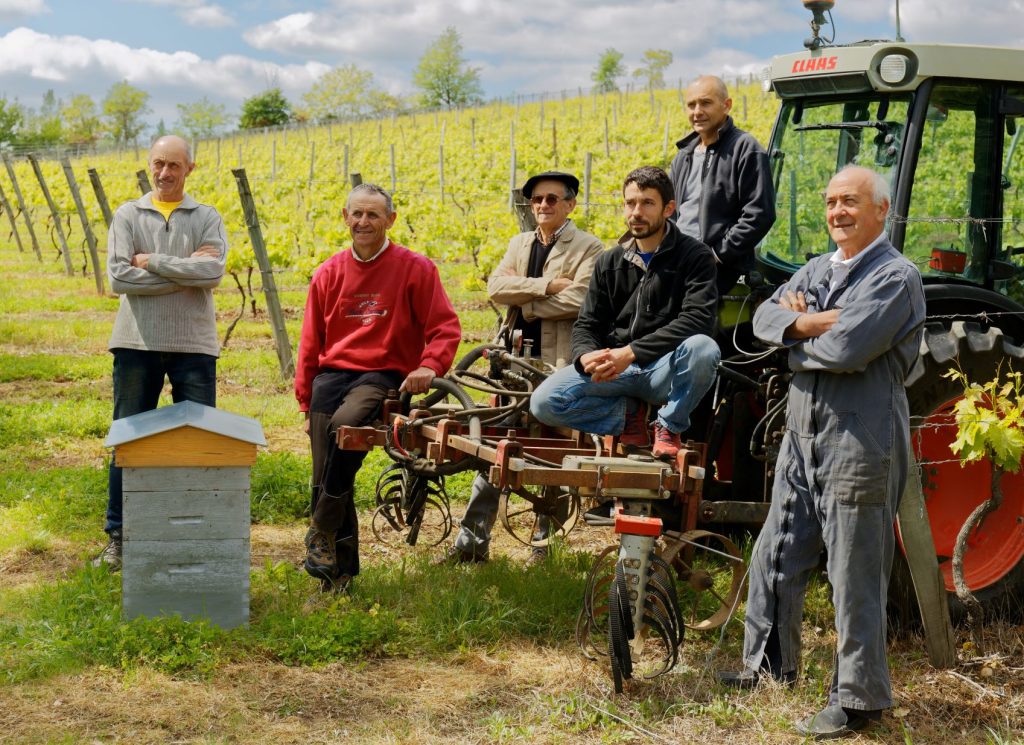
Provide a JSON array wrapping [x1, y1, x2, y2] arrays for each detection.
[[335, 343, 748, 691]]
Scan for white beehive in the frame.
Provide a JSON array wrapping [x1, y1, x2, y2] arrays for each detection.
[[105, 400, 266, 629]]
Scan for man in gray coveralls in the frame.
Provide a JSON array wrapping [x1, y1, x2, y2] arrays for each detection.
[[719, 166, 926, 739]]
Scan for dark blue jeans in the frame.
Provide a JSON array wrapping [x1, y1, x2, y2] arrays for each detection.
[[105, 348, 217, 533]]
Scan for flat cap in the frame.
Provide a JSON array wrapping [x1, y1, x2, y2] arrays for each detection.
[[522, 171, 580, 198]]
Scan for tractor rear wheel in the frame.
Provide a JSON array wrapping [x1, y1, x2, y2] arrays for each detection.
[[895, 320, 1024, 623]]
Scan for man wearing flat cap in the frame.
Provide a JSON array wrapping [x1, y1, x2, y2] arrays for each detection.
[[438, 170, 604, 566]]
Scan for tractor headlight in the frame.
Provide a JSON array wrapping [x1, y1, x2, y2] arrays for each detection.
[[878, 53, 914, 86]]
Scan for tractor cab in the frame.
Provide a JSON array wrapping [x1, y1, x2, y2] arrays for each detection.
[[748, 4, 1024, 623], [759, 35, 1024, 336]]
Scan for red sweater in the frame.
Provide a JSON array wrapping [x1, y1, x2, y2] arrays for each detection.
[[295, 242, 462, 411]]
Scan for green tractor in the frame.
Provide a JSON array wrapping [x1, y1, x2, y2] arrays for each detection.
[[708, 0, 1024, 622]]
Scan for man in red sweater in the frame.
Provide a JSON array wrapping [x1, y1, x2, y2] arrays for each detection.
[[296, 182, 461, 590]]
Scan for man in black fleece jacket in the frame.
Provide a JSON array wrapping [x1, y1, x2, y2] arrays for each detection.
[[530, 166, 719, 460], [670, 76, 775, 294]]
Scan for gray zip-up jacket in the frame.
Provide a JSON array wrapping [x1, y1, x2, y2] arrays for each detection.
[[753, 237, 925, 503], [107, 192, 228, 357]]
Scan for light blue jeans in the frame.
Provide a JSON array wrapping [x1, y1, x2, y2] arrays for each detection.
[[530, 335, 719, 435]]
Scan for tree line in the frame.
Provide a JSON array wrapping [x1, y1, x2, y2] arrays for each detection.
[[0, 25, 673, 151]]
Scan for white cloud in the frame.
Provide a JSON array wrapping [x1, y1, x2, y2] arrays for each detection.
[[0, 0, 48, 16], [180, 5, 234, 28], [0, 27, 326, 99], [241, 1, 798, 96], [898, 0, 1024, 46], [124, 0, 235, 28]]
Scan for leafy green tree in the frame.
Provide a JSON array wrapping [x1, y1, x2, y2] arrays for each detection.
[[103, 81, 151, 147], [413, 26, 483, 109], [303, 64, 377, 121], [0, 97, 22, 145], [366, 89, 405, 117], [62, 94, 101, 146], [592, 48, 625, 94], [239, 88, 291, 129], [18, 89, 63, 148], [633, 49, 673, 90], [176, 97, 229, 139]]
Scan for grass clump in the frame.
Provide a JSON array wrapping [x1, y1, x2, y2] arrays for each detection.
[[0, 465, 106, 549], [249, 451, 311, 523]]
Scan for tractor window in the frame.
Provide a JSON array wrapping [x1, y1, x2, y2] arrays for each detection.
[[760, 95, 909, 270], [903, 81, 1000, 285], [1000, 86, 1024, 303]]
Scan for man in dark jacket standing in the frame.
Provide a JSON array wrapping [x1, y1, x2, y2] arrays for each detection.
[[670, 76, 775, 294], [530, 166, 719, 460]]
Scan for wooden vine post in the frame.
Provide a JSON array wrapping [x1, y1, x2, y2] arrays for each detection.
[[136, 169, 152, 195], [60, 157, 104, 295], [511, 188, 537, 233], [895, 461, 956, 668], [3, 154, 43, 261], [87, 168, 114, 227], [0, 179, 26, 253], [231, 168, 294, 379], [27, 154, 74, 276]]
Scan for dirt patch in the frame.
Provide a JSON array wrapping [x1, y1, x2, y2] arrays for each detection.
[[0, 540, 83, 591], [2, 638, 1021, 744]]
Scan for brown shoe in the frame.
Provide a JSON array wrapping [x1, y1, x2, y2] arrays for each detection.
[[304, 526, 338, 581], [432, 545, 487, 566], [91, 530, 122, 571], [524, 546, 548, 567], [619, 399, 651, 448]]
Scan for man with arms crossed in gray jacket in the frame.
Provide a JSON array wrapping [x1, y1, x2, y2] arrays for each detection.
[[93, 135, 227, 569], [719, 166, 925, 740]]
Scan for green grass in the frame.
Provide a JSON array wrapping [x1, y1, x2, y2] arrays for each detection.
[[0, 465, 106, 550], [0, 547, 591, 684], [249, 451, 311, 523], [0, 353, 110, 383], [0, 398, 111, 448]]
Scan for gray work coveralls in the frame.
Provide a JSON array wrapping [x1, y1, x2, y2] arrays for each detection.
[[745, 236, 925, 712]]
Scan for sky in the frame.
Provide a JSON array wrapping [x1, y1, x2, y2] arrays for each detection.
[[1, 0, 1024, 128]]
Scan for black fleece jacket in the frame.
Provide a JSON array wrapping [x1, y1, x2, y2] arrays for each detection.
[[669, 116, 775, 274], [571, 221, 717, 368]]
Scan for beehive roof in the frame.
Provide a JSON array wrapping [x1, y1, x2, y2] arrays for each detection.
[[105, 400, 267, 447]]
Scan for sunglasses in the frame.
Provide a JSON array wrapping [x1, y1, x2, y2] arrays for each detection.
[[530, 194, 566, 206]]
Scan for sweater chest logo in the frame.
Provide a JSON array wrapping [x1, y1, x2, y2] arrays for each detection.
[[346, 298, 389, 326]]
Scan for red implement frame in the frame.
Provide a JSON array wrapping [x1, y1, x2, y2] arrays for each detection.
[[337, 413, 708, 534]]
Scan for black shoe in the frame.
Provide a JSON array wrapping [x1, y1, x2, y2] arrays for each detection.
[[718, 668, 797, 690], [91, 530, 122, 570], [795, 704, 882, 740], [432, 545, 487, 566], [304, 526, 338, 581]]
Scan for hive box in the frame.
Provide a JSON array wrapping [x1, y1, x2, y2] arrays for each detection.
[[105, 401, 266, 629]]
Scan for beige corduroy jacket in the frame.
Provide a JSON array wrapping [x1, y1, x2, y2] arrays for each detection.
[[487, 220, 604, 369]]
